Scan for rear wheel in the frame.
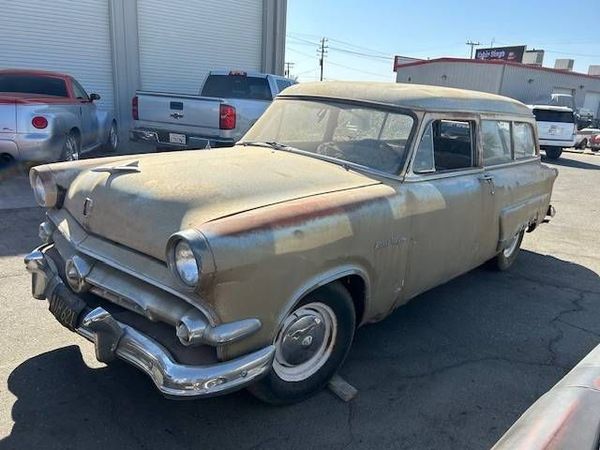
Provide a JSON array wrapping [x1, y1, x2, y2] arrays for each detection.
[[487, 230, 524, 271], [544, 147, 562, 160], [61, 132, 80, 161], [248, 282, 355, 405]]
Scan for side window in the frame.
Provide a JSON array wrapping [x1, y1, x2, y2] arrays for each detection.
[[413, 120, 474, 173], [482, 120, 512, 166], [513, 122, 536, 159], [72, 79, 89, 101]]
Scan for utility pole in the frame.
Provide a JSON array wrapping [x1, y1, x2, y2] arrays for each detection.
[[284, 62, 294, 78], [466, 40, 480, 59], [318, 37, 328, 81]]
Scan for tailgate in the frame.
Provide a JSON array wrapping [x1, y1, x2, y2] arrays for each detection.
[[0, 102, 17, 133], [136, 92, 222, 129], [537, 121, 575, 140]]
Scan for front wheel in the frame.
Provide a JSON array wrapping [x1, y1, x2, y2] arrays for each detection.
[[544, 147, 562, 160], [248, 282, 355, 405], [487, 230, 524, 271]]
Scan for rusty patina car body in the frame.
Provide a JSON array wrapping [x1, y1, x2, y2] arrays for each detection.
[[25, 82, 557, 403]]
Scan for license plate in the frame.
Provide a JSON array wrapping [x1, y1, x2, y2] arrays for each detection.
[[48, 285, 87, 331], [169, 133, 186, 144]]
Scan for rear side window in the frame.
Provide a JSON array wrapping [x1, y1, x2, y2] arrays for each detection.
[[482, 120, 512, 166], [201, 75, 272, 101], [513, 123, 536, 159], [0, 74, 68, 97], [532, 109, 574, 123], [413, 120, 474, 172]]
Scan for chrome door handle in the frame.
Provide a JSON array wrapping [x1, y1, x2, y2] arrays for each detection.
[[479, 174, 495, 195]]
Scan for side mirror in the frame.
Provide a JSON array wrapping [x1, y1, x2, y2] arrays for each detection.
[[89, 93, 101, 101]]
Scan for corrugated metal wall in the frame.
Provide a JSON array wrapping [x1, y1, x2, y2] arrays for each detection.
[[0, 0, 115, 113], [396, 60, 600, 117], [137, 0, 264, 94], [395, 61, 504, 94], [500, 64, 600, 110]]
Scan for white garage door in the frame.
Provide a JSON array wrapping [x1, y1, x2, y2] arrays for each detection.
[[583, 92, 600, 118], [0, 0, 115, 114], [137, 0, 263, 94]]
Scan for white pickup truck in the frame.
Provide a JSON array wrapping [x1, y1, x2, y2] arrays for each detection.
[[130, 71, 295, 149]]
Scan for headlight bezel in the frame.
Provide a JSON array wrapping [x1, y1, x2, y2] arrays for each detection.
[[166, 229, 215, 292], [30, 169, 61, 208]]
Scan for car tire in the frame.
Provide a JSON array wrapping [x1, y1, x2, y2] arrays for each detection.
[[544, 147, 562, 160], [487, 230, 524, 271], [579, 138, 588, 149], [248, 282, 355, 405], [103, 121, 118, 154], [61, 132, 80, 161]]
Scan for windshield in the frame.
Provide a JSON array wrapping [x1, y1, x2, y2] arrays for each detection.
[[0, 74, 68, 97], [242, 99, 414, 174]]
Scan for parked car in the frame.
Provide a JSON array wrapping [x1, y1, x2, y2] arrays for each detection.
[[0, 69, 117, 165], [591, 133, 600, 152], [529, 104, 577, 160], [130, 70, 296, 149], [25, 82, 557, 404], [576, 127, 600, 150]]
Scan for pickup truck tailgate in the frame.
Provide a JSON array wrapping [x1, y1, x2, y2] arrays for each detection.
[[0, 102, 17, 133], [136, 92, 222, 129]]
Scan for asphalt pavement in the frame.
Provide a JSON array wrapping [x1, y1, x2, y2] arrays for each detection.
[[0, 151, 598, 450]]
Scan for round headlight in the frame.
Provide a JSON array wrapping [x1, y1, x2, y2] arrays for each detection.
[[31, 172, 58, 208], [174, 240, 199, 287]]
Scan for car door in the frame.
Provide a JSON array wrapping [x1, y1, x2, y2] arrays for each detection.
[[71, 78, 98, 147], [481, 119, 550, 251], [401, 114, 495, 299]]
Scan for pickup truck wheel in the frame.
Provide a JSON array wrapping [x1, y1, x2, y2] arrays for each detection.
[[62, 132, 80, 161], [103, 121, 118, 153], [544, 147, 562, 160], [248, 282, 355, 405], [488, 230, 524, 271]]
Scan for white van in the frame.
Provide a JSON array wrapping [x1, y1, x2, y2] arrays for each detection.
[[529, 105, 576, 160]]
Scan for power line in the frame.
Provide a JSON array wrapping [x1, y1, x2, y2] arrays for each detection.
[[326, 60, 391, 79]]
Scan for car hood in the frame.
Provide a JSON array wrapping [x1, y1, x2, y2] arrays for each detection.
[[63, 147, 379, 260]]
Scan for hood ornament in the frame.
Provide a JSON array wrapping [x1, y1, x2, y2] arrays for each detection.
[[92, 161, 140, 174]]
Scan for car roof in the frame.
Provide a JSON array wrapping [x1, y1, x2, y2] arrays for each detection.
[[0, 68, 70, 79], [279, 81, 533, 117]]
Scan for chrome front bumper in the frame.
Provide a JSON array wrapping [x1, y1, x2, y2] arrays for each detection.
[[24, 246, 275, 398]]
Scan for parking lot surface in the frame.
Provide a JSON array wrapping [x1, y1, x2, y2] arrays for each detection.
[[0, 151, 599, 450]]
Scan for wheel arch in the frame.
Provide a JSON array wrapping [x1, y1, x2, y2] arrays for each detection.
[[278, 266, 371, 330]]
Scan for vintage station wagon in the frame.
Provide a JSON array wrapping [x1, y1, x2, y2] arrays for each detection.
[[25, 82, 557, 404]]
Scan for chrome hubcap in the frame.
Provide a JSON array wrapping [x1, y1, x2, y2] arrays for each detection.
[[273, 302, 337, 382], [503, 232, 520, 258]]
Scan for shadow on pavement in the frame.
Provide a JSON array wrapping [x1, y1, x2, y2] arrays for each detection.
[[543, 156, 600, 170], [2, 250, 599, 449]]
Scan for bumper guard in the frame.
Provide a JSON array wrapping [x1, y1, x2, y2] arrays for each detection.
[[24, 246, 275, 398]]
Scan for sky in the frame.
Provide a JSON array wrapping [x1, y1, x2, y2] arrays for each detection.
[[285, 0, 600, 82]]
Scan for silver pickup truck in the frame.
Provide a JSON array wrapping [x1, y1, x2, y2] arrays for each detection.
[[130, 71, 295, 149]]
